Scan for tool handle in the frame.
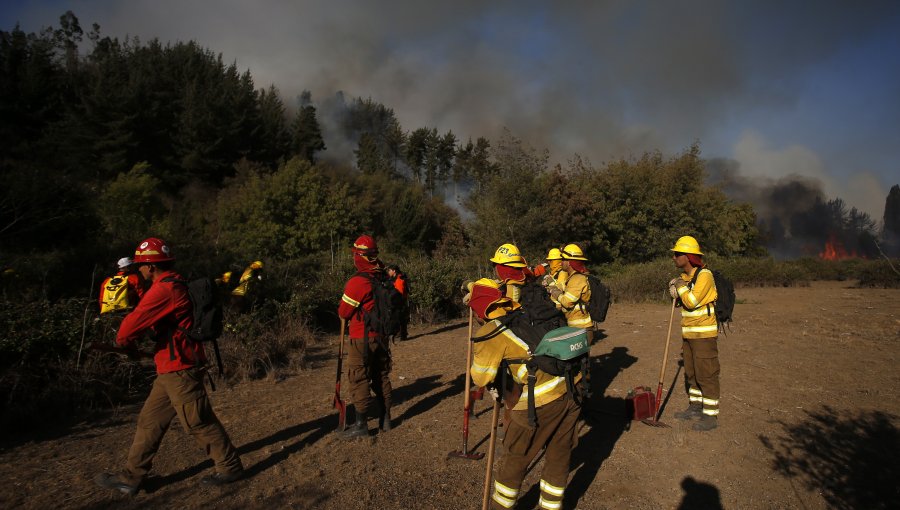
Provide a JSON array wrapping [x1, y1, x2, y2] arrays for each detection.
[[654, 298, 677, 417], [482, 398, 501, 510], [336, 318, 346, 383]]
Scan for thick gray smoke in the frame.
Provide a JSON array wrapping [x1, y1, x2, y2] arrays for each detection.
[[4, 0, 899, 219]]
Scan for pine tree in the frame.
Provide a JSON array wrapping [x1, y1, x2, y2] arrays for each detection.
[[290, 91, 326, 164]]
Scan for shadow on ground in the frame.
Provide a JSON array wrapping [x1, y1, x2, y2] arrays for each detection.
[[759, 404, 900, 509], [513, 346, 638, 509]]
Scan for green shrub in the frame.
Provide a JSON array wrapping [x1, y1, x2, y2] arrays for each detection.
[[856, 260, 900, 288]]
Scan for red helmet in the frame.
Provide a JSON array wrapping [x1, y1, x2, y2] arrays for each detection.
[[133, 237, 175, 263], [352, 235, 378, 256]]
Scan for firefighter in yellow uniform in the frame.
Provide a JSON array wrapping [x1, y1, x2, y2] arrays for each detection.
[[549, 244, 594, 342], [668, 236, 720, 431], [537, 247, 568, 288], [467, 279, 580, 510], [230, 260, 263, 312], [490, 243, 528, 304]]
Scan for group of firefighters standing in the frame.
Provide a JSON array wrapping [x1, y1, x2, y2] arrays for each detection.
[[93, 233, 721, 510]]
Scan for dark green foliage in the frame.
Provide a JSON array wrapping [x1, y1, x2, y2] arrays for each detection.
[[291, 91, 326, 164]]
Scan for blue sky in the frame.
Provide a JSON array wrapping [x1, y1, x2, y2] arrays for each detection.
[[3, 1, 899, 219]]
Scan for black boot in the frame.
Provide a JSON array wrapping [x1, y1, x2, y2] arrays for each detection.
[[692, 414, 718, 431], [342, 419, 369, 438], [94, 472, 139, 496], [380, 409, 392, 432], [673, 403, 702, 421]]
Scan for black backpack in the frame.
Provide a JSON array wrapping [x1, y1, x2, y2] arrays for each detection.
[[584, 274, 611, 324], [688, 267, 735, 333], [162, 277, 225, 374], [357, 271, 405, 339], [517, 280, 566, 336]]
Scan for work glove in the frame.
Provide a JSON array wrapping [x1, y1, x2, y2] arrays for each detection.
[[668, 278, 685, 299], [462, 292, 472, 306], [541, 274, 557, 289], [487, 386, 500, 401], [548, 285, 563, 301]]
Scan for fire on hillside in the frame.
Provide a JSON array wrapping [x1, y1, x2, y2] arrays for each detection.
[[819, 234, 862, 260]]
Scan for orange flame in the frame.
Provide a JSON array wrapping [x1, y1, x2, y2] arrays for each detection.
[[819, 234, 857, 260]]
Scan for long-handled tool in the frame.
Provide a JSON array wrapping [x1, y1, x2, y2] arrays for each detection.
[[643, 298, 677, 427], [334, 318, 347, 432], [481, 396, 502, 510], [449, 309, 485, 460]]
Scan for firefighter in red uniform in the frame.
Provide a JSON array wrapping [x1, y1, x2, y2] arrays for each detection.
[[94, 238, 244, 495], [338, 235, 393, 438]]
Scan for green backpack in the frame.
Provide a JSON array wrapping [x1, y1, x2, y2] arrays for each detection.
[[477, 314, 591, 427]]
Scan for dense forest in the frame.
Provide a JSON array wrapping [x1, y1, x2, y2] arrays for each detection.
[[3, 12, 897, 299]]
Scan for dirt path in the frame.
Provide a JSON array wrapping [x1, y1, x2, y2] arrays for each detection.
[[1, 281, 898, 509]]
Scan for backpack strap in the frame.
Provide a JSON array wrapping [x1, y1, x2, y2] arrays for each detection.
[[687, 266, 714, 317], [159, 277, 216, 372], [503, 357, 537, 427]]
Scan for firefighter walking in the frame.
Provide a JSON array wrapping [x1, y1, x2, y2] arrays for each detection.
[[668, 235, 720, 431], [94, 238, 243, 495]]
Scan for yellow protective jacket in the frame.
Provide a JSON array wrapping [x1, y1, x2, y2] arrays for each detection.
[[677, 267, 718, 339], [231, 266, 261, 297], [470, 319, 569, 411], [555, 272, 592, 328]]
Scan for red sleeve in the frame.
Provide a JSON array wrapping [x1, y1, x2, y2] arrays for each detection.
[[393, 277, 407, 298], [116, 283, 173, 348], [128, 274, 145, 300]]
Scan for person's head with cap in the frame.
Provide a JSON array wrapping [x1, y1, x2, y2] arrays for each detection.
[[545, 247, 564, 276], [490, 243, 527, 284], [670, 235, 703, 270], [351, 234, 382, 272], [117, 257, 133, 270], [560, 243, 588, 274]]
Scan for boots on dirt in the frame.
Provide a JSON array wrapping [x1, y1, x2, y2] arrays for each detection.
[[692, 415, 718, 431], [342, 419, 369, 438], [673, 403, 702, 421], [94, 472, 139, 496]]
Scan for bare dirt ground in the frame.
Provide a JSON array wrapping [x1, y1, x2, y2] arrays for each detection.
[[1, 281, 898, 509]]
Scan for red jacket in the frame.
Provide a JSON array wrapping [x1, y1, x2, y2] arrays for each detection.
[[338, 270, 381, 339], [116, 270, 206, 374], [392, 273, 408, 299]]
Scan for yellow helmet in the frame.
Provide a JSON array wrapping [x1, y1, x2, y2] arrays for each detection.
[[670, 236, 703, 255], [546, 248, 563, 261], [250, 260, 264, 270], [560, 243, 587, 261], [490, 243, 527, 268]]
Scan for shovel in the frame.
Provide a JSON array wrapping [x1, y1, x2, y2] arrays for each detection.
[[643, 298, 676, 428], [333, 318, 347, 432], [448, 309, 485, 460]]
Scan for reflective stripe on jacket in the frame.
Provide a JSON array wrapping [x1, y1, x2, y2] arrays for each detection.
[[677, 267, 718, 339], [470, 319, 568, 411], [555, 272, 592, 328]]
